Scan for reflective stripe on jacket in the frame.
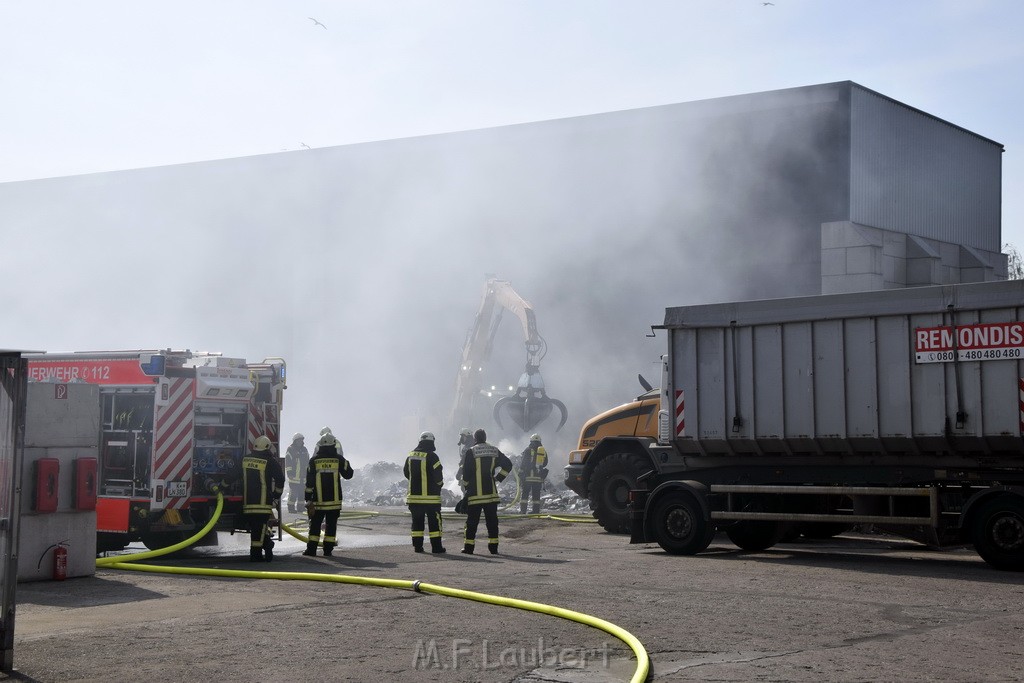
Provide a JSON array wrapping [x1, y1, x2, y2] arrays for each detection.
[[285, 444, 309, 483], [519, 444, 548, 483], [404, 450, 444, 505], [305, 445, 354, 511], [460, 442, 513, 505], [242, 451, 285, 514]]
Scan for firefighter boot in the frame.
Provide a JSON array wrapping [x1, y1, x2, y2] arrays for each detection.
[[303, 542, 317, 557], [461, 544, 473, 555], [520, 503, 528, 515], [532, 503, 541, 515], [488, 542, 499, 555], [413, 540, 424, 553], [323, 543, 334, 557], [263, 536, 275, 562], [431, 538, 446, 554]]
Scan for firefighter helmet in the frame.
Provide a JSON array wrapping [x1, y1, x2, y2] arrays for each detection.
[[292, 433, 304, 442], [459, 427, 471, 437], [320, 426, 332, 436], [530, 433, 541, 442], [254, 436, 273, 451], [420, 431, 435, 442]]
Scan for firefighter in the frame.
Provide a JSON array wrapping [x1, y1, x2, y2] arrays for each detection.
[[454, 427, 473, 488], [458, 427, 474, 458], [303, 432, 353, 557], [284, 432, 309, 513], [403, 431, 446, 554], [241, 435, 285, 562], [459, 428, 513, 555], [519, 433, 549, 514]]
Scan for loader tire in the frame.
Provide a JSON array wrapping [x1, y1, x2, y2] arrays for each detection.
[[588, 453, 649, 534]]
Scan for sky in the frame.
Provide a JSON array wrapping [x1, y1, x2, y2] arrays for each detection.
[[2, 1, 1023, 468], [2, 0, 1022, 242]]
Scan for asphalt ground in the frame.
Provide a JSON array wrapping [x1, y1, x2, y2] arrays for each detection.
[[4, 508, 1024, 682]]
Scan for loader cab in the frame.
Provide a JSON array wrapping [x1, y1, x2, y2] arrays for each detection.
[[576, 388, 660, 451]]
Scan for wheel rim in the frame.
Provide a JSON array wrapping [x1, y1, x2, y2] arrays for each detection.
[[665, 505, 694, 541], [606, 476, 630, 510], [990, 512, 1024, 552]]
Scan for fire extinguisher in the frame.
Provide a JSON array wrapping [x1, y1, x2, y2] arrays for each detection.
[[53, 544, 68, 581]]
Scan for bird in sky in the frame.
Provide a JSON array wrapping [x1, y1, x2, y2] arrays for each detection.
[[309, 17, 327, 29], [300, 143, 312, 149], [762, 2, 775, 5]]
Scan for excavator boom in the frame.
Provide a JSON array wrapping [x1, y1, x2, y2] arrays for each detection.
[[448, 278, 567, 436]]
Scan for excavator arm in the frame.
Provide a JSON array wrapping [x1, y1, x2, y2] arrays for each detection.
[[448, 278, 567, 436]]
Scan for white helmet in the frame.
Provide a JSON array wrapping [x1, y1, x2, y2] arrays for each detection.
[[319, 426, 332, 436], [254, 435, 273, 452], [292, 433, 304, 441], [530, 433, 541, 442], [420, 431, 435, 442], [459, 427, 472, 437]]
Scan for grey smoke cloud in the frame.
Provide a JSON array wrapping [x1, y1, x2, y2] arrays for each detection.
[[1, 88, 846, 471]]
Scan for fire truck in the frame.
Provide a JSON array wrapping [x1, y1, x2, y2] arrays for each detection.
[[26, 349, 286, 551]]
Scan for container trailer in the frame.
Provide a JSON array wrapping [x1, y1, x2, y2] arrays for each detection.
[[573, 280, 1024, 569]]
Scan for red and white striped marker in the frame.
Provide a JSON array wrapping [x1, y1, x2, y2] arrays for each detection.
[[675, 390, 685, 437]]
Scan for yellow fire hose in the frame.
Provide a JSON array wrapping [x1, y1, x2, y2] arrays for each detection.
[[96, 492, 649, 682]]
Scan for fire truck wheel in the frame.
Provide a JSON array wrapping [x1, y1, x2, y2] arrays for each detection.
[[651, 492, 714, 555], [588, 453, 649, 534], [141, 530, 190, 552], [971, 495, 1024, 571], [96, 533, 127, 553]]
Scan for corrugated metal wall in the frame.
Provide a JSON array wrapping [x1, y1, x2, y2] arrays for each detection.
[[668, 280, 1024, 456], [849, 86, 1002, 252]]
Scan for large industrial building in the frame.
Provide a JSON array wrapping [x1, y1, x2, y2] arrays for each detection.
[[1, 80, 1008, 460]]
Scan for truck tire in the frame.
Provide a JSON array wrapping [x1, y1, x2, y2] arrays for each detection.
[[800, 522, 853, 540], [651, 493, 714, 555], [799, 495, 853, 539], [726, 520, 786, 552], [588, 453, 649, 533], [971, 496, 1024, 571]]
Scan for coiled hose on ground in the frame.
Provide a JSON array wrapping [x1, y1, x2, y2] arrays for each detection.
[[97, 492, 649, 683]]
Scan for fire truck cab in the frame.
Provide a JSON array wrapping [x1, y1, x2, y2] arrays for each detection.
[[26, 350, 286, 551]]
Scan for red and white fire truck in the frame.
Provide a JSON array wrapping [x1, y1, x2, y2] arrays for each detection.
[[26, 349, 286, 551]]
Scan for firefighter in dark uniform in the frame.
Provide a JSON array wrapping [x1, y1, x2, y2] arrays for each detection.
[[454, 427, 473, 485], [519, 433, 549, 515], [403, 431, 446, 554], [303, 432, 353, 557], [241, 435, 285, 562], [459, 428, 513, 555], [284, 432, 309, 513]]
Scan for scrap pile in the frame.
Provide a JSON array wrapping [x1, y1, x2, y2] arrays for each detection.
[[345, 461, 588, 511]]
